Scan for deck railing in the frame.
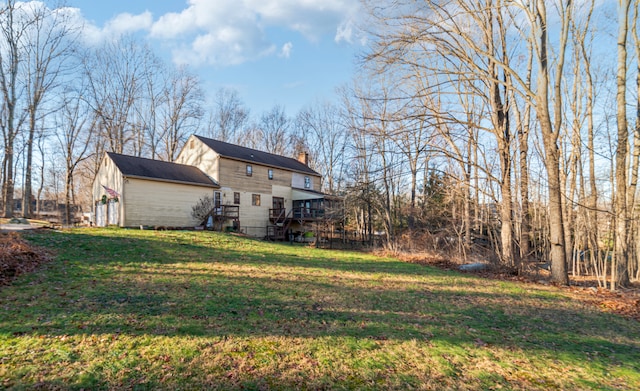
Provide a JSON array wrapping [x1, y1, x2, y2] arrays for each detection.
[[212, 205, 239, 219], [268, 207, 326, 222]]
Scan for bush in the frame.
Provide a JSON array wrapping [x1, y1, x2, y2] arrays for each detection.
[[191, 195, 215, 225]]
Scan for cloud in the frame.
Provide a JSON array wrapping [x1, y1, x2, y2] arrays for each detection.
[[335, 19, 356, 44], [172, 28, 276, 66], [57, 0, 361, 66], [148, 0, 362, 66], [103, 11, 153, 36], [279, 42, 293, 58], [56, 6, 153, 46]]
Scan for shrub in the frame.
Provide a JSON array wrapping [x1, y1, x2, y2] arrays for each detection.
[[191, 195, 215, 225]]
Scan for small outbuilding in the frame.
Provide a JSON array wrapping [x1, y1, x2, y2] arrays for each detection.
[[92, 152, 219, 227]]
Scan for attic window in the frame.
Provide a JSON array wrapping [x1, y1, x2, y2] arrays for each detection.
[[246, 165, 252, 176], [268, 169, 273, 180], [190, 139, 194, 149]]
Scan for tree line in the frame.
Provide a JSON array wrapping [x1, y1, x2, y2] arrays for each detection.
[[1, 1, 639, 290], [353, 0, 640, 290]]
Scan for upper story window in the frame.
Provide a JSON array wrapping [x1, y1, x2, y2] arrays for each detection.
[[304, 176, 311, 189], [268, 169, 273, 180], [233, 192, 240, 204], [246, 165, 252, 176]]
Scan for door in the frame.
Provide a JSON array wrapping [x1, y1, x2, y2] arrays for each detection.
[[95, 202, 105, 227], [107, 200, 119, 225], [272, 197, 284, 210], [272, 197, 285, 220]]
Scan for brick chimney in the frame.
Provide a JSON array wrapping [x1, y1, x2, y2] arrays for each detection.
[[297, 151, 309, 166]]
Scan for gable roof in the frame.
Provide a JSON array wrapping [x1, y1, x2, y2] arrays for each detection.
[[107, 152, 218, 187], [194, 135, 320, 176]]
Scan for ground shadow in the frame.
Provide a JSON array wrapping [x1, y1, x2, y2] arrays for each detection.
[[2, 229, 639, 389]]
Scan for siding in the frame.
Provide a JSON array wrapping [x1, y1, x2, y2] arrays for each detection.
[[174, 135, 324, 237], [216, 160, 301, 237], [123, 178, 213, 227], [93, 155, 125, 226], [175, 135, 220, 180], [292, 172, 318, 191], [272, 185, 293, 210], [218, 157, 279, 193]]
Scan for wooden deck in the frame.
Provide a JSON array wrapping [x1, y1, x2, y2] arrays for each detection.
[[266, 207, 334, 240], [211, 205, 240, 231]]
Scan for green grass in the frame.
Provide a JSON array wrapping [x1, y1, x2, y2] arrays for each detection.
[[1, 228, 639, 390]]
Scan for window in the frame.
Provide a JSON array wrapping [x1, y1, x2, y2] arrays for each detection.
[[268, 169, 273, 180], [252, 194, 261, 206], [233, 192, 240, 204], [246, 165, 252, 176], [304, 176, 311, 189], [213, 191, 222, 215]]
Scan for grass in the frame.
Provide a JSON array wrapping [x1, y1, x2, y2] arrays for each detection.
[[1, 228, 639, 390]]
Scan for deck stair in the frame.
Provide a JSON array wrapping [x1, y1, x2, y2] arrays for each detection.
[[209, 205, 240, 231], [266, 207, 325, 240]]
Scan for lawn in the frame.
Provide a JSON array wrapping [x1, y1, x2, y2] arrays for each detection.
[[1, 228, 639, 390]]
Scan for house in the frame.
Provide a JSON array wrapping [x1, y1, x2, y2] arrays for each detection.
[[175, 135, 328, 237], [93, 152, 219, 227], [93, 135, 341, 238]]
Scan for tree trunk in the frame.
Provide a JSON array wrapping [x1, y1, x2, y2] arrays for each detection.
[[2, 147, 15, 218], [535, 0, 568, 284], [613, 0, 632, 289], [23, 125, 34, 218]]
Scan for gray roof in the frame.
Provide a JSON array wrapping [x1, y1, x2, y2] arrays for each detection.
[[195, 135, 320, 176], [107, 152, 218, 187]]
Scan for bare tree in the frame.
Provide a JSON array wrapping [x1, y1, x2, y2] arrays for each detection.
[[132, 47, 164, 159], [55, 87, 94, 224], [207, 87, 250, 143], [258, 105, 292, 156], [613, 0, 632, 289], [362, 0, 522, 264], [158, 65, 204, 161], [85, 36, 155, 155], [296, 101, 348, 194], [21, 1, 79, 218], [0, 0, 30, 217]]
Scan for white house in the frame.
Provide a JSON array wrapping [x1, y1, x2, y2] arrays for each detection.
[[93, 152, 218, 227], [93, 135, 340, 237]]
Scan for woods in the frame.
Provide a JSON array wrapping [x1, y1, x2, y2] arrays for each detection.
[[1, 1, 640, 289]]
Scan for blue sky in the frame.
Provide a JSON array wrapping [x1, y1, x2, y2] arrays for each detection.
[[71, 0, 363, 116]]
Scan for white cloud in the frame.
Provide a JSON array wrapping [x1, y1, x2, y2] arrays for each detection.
[[335, 19, 355, 44], [56, 7, 153, 46], [54, 0, 361, 66], [51, 6, 103, 45], [279, 42, 293, 58], [172, 27, 276, 66], [103, 11, 153, 36], [148, 0, 362, 66]]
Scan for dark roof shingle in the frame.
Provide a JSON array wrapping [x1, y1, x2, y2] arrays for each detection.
[[107, 152, 217, 187], [195, 135, 320, 176]]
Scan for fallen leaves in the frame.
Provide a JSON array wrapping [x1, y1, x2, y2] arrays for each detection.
[[395, 249, 640, 322], [0, 232, 51, 286], [568, 286, 640, 321]]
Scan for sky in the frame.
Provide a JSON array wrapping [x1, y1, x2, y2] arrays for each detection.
[[71, 0, 364, 117]]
